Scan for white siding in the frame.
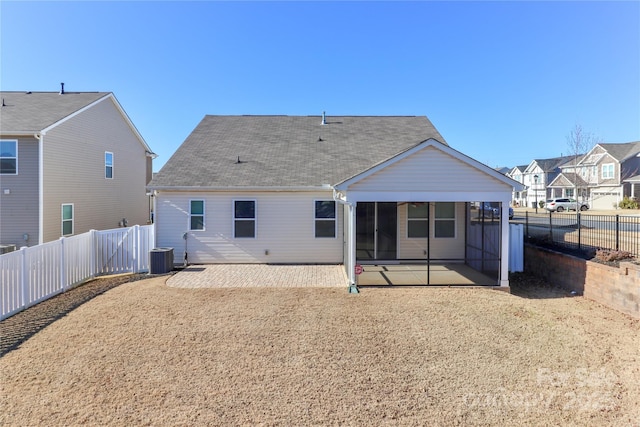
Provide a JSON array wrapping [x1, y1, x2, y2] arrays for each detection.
[[349, 146, 510, 193], [156, 191, 343, 264], [397, 202, 465, 260]]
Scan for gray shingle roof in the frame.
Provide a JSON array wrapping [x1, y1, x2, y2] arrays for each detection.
[[598, 142, 640, 162], [0, 91, 110, 132], [151, 115, 447, 188]]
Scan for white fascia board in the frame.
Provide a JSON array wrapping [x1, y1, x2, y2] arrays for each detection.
[[0, 131, 42, 136], [342, 191, 512, 204], [334, 138, 525, 192], [40, 93, 155, 155]]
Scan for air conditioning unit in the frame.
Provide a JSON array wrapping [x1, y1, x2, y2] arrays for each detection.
[[0, 244, 17, 255]]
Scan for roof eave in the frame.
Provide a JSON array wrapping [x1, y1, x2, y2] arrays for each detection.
[[148, 185, 334, 192]]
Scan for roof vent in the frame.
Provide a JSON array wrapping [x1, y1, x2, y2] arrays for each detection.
[[1, 99, 5, 107], [321, 111, 326, 125], [60, 82, 65, 95]]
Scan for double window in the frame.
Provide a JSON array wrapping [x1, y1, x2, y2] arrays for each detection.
[[601, 163, 614, 179], [315, 201, 336, 238], [234, 200, 256, 238], [407, 203, 428, 238], [0, 140, 17, 174], [190, 200, 205, 230], [62, 204, 74, 236], [105, 152, 113, 179]]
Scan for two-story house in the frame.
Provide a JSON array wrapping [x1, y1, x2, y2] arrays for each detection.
[[549, 142, 640, 209], [0, 88, 155, 248], [521, 156, 573, 209], [505, 165, 527, 207]]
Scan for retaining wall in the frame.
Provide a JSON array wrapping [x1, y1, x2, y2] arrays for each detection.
[[524, 244, 640, 319]]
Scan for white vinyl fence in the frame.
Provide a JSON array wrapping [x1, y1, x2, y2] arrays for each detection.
[[0, 225, 155, 321]]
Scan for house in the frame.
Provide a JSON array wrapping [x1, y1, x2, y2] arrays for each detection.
[[506, 165, 528, 207], [549, 142, 640, 209], [0, 87, 155, 248], [521, 156, 573, 209], [149, 115, 524, 289]]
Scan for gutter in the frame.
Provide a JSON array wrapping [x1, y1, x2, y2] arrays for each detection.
[[34, 131, 46, 245]]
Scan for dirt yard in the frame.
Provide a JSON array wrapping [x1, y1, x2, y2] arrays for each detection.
[[1, 275, 639, 426]]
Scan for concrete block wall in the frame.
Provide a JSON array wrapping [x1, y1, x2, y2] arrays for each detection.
[[524, 244, 640, 319]]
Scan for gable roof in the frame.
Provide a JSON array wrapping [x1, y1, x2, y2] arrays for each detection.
[[0, 91, 110, 133], [0, 90, 154, 155], [526, 155, 574, 173], [594, 142, 640, 162], [151, 115, 447, 188]]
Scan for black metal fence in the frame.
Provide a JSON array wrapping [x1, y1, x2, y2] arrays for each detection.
[[518, 211, 640, 259]]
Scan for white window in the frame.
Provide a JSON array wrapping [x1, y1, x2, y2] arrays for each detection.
[[434, 202, 455, 238], [105, 152, 113, 179], [407, 203, 428, 238], [62, 204, 73, 236], [234, 200, 255, 238], [315, 200, 336, 238], [601, 163, 614, 179], [0, 140, 17, 174], [190, 200, 205, 231]]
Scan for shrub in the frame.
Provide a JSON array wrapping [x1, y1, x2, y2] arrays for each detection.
[[618, 196, 639, 210], [594, 248, 634, 263]]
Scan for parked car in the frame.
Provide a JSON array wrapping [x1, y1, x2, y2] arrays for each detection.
[[478, 203, 513, 219], [544, 198, 590, 212]]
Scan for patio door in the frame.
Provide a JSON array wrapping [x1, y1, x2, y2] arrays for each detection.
[[356, 202, 397, 261]]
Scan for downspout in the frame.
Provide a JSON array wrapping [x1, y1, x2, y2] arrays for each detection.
[[333, 189, 359, 293], [34, 132, 45, 245]]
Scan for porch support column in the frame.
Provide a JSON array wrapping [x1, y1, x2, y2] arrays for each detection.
[[499, 204, 510, 287], [347, 202, 359, 293]]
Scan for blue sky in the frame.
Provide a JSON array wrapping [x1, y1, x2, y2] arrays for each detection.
[[1, 1, 638, 172]]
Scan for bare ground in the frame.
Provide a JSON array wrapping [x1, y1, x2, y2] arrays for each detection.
[[1, 274, 639, 426]]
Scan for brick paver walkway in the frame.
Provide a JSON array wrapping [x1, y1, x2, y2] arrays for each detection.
[[166, 264, 349, 288]]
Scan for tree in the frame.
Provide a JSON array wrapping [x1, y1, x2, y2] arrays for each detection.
[[566, 124, 602, 205]]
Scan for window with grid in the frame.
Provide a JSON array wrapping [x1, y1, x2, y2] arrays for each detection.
[[601, 163, 614, 179], [62, 204, 73, 236], [105, 152, 113, 179]]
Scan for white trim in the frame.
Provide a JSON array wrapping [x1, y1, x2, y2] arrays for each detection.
[[37, 133, 44, 244], [313, 199, 337, 239], [40, 93, 154, 155], [189, 199, 205, 231], [335, 138, 525, 192], [342, 190, 512, 204], [105, 151, 114, 179], [406, 202, 428, 239], [433, 202, 456, 239], [0, 139, 18, 175], [61, 203, 74, 236], [601, 163, 615, 180], [233, 199, 256, 238]]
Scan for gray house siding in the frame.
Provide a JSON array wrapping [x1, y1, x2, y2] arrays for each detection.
[[42, 97, 149, 242], [0, 136, 39, 247]]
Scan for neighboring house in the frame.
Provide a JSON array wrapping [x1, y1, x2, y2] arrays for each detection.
[[149, 115, 524, 288], [548, 142, 640, 209], [521, 156, 573, 208], [506, 165, 527, 207], [0, 87, 155, 247]]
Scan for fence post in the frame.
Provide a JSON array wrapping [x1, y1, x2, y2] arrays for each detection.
[[577, 212, 581, 251], [134, 225, 140, 273], [90, 229, 96, 278], [615, 215, 620, 251], [20, 246, 28, 311], [549, 211, 553, 243], [60, 237, 67, 292], [525, 211, 529, 237]]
